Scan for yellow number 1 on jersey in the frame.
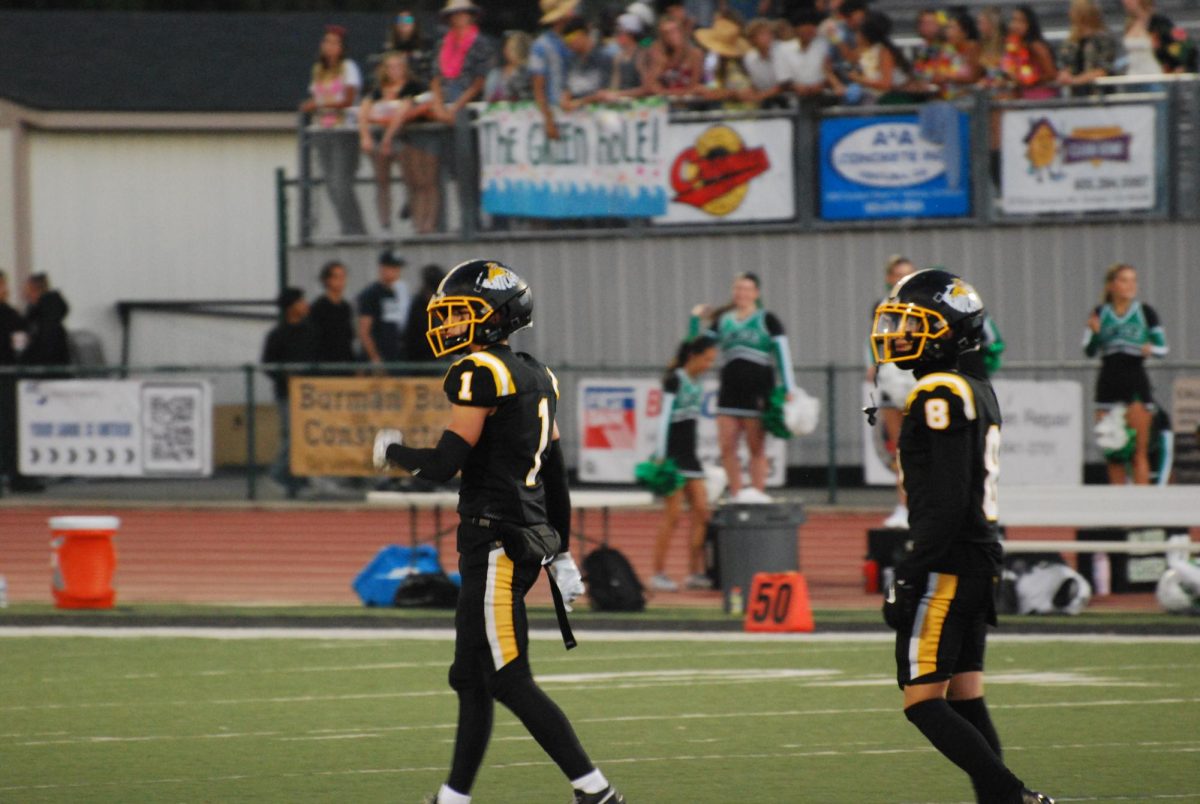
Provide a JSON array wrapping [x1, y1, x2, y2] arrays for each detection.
[[526, 396, 551, 487]]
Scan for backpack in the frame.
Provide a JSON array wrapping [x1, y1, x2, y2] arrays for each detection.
[[582, 546, 645, 612]]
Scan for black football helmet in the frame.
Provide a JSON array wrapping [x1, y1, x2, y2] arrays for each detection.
[[426, 259, 533, 357], [870, 268, 985, 369]]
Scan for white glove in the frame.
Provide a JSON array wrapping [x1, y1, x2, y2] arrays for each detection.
[[549, 553, 585, 612], [372, 428, 402, 470]]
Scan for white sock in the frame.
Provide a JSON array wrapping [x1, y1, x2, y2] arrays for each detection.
[[437, 784, 471, 804], [571, 768, 609, 794]]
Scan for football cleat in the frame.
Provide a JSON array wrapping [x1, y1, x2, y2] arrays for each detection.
[[573, 785, 626, 804], [1021, 790, 1054, 804]]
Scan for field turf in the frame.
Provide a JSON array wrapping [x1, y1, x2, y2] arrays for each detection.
[[1, 625, 1197, 803]]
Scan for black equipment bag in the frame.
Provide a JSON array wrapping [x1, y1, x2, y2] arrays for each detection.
[[582, 546, 645, 612]]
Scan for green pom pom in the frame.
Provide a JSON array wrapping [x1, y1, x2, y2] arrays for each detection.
[[762, 387, 792, 440], [1103, 426, 1137, 464], [634, 458, 686, 496]]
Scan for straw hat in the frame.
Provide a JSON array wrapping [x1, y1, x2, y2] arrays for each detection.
[[695, 18, 751, 57], [540, 0, 580, 25], [440, 0, 481, 16]]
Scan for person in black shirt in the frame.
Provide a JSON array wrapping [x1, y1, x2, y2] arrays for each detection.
[[870, 269, 1053, 804], [262, 287, 318, 498], [20, 273, 70, 371], [402, 263, 446, 368], [357, 249, 408, 370], [373, 259, 625, 804], [308, 261, 356, 372], [0, 271, 28, 493]]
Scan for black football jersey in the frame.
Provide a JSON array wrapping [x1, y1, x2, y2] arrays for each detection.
[[897, 368, 1004, 577], [442, 345, 560, 538]]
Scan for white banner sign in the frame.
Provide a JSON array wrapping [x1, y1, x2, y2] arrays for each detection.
[[18, 379, 213, 477], [861, 379, 1084, 487], [654, 118, 795, 224], [478, 101, 668, 218], [1000, 105, 1157, 214], [577, 378, 785, 487]]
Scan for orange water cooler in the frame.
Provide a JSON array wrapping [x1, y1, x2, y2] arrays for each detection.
[[49, 516, 120, 609]]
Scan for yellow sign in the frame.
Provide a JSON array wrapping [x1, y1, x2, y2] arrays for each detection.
[[288, 377, 451, 476]]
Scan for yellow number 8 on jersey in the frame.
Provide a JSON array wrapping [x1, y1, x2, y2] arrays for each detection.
[[924, 398, 951, 430]]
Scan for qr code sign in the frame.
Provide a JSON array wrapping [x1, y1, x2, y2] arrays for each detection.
[[141, 383, 210, 475]]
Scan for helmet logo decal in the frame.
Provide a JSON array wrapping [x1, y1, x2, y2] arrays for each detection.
[[477, 263, 519, 292], [933, 279, 982, 314]]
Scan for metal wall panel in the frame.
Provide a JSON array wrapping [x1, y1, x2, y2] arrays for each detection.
[[293, 221, 1199, 370], [28, 130, 296, 368]]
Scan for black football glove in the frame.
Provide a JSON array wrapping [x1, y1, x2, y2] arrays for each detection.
[[882, 574, 926, 632]]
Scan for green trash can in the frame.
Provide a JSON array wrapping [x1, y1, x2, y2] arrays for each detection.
[[711, 502, 805, 614]]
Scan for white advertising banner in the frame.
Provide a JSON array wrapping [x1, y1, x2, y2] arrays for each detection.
[[18, 379, 213, 477], [478, 100, 668, 218], [1000, 104, 1157, 214], [577, 378, 786, 487], [861, 379, 1084, 487], [654, 118, 795, 224]]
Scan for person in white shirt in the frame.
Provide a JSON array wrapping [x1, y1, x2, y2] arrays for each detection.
[[778, 9, 838, 98]]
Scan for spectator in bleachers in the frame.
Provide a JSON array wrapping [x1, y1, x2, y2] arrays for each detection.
[[562, 19, 615, 110], [644, 15, 703, 98], [695, 16, 756, 109], [742, 17, 787, 104], [1121, 0, 1163, 76], [910, 8, 949, 87], [430, 0, 494, 126], [934, 9, 983, 96], [0, 269, 31, 495], [483, 31, 534, 102], [359, 52, 428, 231], [659, 0, 698, 40], [308, 261, 356, 371], [819, 0, 869, 81], [1057, 0, 1121, 90], [300, 25, 367, 237], [1000, 5, 1057, 98], [402, 263, 447, 369], [626, 1, 659, 44], [607, 13, 650, 96], [683, 0, 718, 29], [531, 0, 580, 140], [357, 249, 408, 371], [388, 9, 435, 86], [976, 7, 1006, 80], [20, 274, 70, 371], [847, 11, 914, 104], [262, 287, 317, 499], [1149, 14, 1198, 73], [778, 9, 842, 100]]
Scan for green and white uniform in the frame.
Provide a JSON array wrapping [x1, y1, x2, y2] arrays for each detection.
[[1083, 301, 1168, 408], [654, 368, 705, 478], [694, 309, 795, 418]]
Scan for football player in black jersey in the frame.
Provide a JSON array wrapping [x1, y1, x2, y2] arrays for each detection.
[[372, 259, 625, 804], [870, 270, 1053, 804]]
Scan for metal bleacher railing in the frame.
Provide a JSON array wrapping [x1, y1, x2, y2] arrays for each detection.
[[283, 79, 1200, 246], [4, 358, 1199, 503]]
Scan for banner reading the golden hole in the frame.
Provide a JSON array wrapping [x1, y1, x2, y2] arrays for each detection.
[[288, 377, 451, 476], [654, 119, 795, 224]]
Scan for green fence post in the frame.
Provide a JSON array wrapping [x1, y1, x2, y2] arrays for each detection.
[[826, 362, 837, 505], [244, 363, 257, 501]]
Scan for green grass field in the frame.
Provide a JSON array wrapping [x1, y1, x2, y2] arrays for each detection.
[[1, 627, 1197, 803]]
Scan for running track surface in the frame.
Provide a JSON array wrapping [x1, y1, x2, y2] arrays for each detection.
[[1, 506, 1182, 610]]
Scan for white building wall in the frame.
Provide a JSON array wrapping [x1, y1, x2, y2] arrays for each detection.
[[28, 130, 295, 376]]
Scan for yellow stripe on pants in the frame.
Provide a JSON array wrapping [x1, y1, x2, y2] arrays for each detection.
[[913, 573, 958, 679], [485, 549, 519, 670]]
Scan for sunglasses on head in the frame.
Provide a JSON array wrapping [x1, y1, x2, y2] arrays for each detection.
[[396, 13, 414, 24]]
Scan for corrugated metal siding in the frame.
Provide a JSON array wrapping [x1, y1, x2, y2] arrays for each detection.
[[293, 221, 1199, 369], [28, 130, 296, 371]]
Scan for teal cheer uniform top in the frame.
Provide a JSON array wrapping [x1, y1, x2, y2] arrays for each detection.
[[1082, 300, 1168, 407]]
